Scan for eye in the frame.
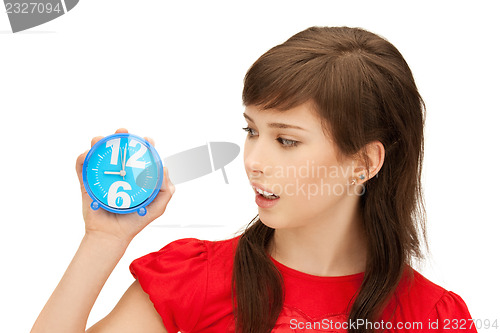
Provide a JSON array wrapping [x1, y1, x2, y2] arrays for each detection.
[[277, 138, 299, 148], [242, 126, 300, 148], [242, 126, 257, 137]]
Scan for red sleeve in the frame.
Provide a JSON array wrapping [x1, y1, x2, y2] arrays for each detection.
[[129, 238, 208, 332], [428, 291, 477, 333]]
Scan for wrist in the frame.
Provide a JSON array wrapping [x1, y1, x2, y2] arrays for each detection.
[[83, 230, 130, 255]]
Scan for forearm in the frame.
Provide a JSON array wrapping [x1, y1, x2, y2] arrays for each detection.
[[31, 233, 129, 333]]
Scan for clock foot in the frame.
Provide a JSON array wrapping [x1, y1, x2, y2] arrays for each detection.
[[91, 201, 100, 210], [138, 207, 147, 216]]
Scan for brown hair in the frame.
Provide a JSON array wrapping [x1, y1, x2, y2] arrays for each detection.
[[231, 26, 427, 333]]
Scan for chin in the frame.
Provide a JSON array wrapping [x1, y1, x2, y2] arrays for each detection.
[[256, 213, 278, 229], [257, 213, 293, 230]]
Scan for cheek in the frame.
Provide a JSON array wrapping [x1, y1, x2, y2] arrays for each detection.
[[279, 173, 347, 225], [282, 158, 350, 200], [257, 159, 353, 229]]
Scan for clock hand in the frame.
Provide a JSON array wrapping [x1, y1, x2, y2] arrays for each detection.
[[104, 171, 126, 176], [122, 143, 127, 180]]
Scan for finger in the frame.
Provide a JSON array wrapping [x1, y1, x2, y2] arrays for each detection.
[[76, 151, 95, 210], [76, 150, 90, 195], [115, 128, 129, 134], [144, 136, 155, 147], [91, 136, 104, 147], [166, 167, 175, 193], [158, 167, 174, 195], [146, 167, 175, 220], [162, 167, 175, 193]]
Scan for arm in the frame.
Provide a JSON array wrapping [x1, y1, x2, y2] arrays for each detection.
[[31, 234, 167, 333], [31, 129, 175, 333], [31, 234, 124, 332], [86, 280, 166, 333]]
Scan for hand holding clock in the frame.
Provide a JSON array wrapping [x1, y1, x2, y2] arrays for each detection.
[[31, 128, 175, 333], [76, 128, 175, 246]]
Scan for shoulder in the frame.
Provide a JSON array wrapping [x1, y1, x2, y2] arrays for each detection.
[[399, 266, 449, 305], [128, 235, 241, 332], [386, 265, 475, 331], [204, 234, 241, 263], [129, 234, 241, 288], [130, 234, 240, 275]]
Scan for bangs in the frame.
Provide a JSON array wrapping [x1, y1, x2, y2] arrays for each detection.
[[242, 44, 329, 111]]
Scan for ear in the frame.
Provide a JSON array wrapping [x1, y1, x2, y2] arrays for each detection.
[[352, 141, 385, 183]]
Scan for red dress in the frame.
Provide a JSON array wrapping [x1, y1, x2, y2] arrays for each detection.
[[129, 236, 477, 333]]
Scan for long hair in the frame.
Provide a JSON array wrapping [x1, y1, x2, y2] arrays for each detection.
[[231, 26, 427, 333]]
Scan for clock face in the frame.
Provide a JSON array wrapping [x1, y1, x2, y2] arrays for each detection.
[[83, 134, 162, 212]]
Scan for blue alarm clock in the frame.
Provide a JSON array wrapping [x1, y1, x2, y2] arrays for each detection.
[[82, 133, 163, 216]]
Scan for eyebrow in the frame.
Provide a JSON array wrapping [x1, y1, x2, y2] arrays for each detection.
[[243, 113, 307, 131]]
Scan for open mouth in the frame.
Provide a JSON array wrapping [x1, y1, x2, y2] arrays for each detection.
[[253, 186, 280, 199]]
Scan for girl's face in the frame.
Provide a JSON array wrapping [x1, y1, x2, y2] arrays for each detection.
[[243, 101, 360, 230]]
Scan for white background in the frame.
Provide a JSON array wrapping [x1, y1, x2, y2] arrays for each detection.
[[1, 1, 498, 332]]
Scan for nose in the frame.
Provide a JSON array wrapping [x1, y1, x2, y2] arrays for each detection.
[[244, 138, 270, 178]]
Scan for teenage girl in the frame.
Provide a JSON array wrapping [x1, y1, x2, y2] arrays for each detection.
[[31, 26, 477, 333]]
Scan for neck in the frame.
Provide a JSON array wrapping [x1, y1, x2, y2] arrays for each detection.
[[267, 196, 367, 277]]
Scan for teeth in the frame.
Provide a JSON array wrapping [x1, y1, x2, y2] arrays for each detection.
[[254, 186, 278, 198]]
